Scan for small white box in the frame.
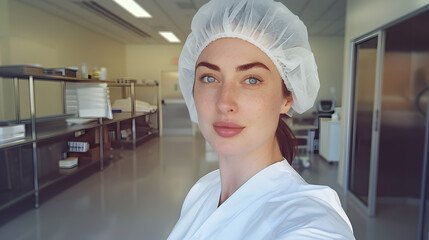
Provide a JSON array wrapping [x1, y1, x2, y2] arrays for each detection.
[[0, 124, 25, 142], [59, 157, 78, 168], [68, 141, 90, 152]]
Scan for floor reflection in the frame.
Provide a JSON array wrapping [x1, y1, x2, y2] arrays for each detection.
[[0, 135, 419, 240]]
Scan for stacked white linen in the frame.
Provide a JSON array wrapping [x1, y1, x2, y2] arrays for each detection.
[[112, 98, 157, 113], [65, 83, 113, 119]]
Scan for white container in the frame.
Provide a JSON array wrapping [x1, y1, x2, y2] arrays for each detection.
[[333, 107, 342, 120], [59, 157, 78, 168], [99, 67, 107, 80], [0, 124, 25, 142], [68, 141, 90, 152], [81, 62, 88, 79], [319, 119, 341, 162]]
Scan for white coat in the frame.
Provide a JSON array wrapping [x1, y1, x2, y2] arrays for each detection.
[[167, 160, 355, 240]]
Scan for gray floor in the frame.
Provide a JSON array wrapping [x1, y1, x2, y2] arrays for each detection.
[[0, 135, 419, 239], [294, 154, 419, 240]]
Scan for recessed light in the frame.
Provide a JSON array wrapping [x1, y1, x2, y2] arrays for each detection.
[[113, 0, 152, 18], [159, 31, 181, 43]]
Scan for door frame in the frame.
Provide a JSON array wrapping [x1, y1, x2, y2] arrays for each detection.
[[343, 30, 385, 217], [342, 2, 429, 198], [418, 91, 429, 239]]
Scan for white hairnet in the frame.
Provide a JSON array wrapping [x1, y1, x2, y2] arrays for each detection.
[[179, 0, 320, 123]]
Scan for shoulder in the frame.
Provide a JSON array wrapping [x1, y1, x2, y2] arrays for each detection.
[[263, 162, 355, 239], [272, 161, 346, 207], [263, 190, 354, 239], [189, 169, 220, 194], [180, 169, 220, 214]]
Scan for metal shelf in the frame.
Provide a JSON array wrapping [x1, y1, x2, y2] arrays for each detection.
[[112, 130, 158, 146], [136, 130, 159, 144], [102, 112, 157, 125], [19, 114, 75, 124], [0, 136, 33, 150], [0, 120, 100, 150], [0, 189, 35, 211], [0, 71, 159, 86], [36, 122, 100, 143], [0, 69, 159, 216], [108, 83, 158, 87], [102, 113, 133, 125], [0, 112, 157, 150], [0, 71, 108, 83], [38, 159, 99, 190]]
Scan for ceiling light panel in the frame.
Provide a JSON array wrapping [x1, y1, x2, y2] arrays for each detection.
[[159, 31, 181, 43], [113, 0, 152, 18], [82, 1, 151, 38]]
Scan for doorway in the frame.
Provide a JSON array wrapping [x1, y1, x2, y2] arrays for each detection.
[[348, 7, 429, 238]]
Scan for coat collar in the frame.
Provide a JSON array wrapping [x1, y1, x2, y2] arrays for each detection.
[[190, 160, 290, 238]]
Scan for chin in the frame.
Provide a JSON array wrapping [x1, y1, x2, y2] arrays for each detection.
[[200, 126, 253, 157], [207, 138, 250, 157]]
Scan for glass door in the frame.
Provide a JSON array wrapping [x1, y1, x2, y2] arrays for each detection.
[[348, 32, 384, 216], [419, 89, 429, 239]]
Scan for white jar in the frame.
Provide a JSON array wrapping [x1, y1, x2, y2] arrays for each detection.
[[99, 67, 107, 80], [81, 62, 88, 78]]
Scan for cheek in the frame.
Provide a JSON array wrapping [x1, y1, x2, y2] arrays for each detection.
[[249, 91, 284, 128], [250, 88, 284, 114], [253, 103, 280, 127], [194, 87, 210, 112], [194, 87, 216, 130]]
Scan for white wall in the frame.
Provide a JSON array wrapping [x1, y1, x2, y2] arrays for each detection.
[[124, 44, 183, 105], [308, 36, 344, 116], [126, 44, 183, 81], [338, 0, 429, 186], [0, 0, 126, 120], [0, 0, 9, 120]]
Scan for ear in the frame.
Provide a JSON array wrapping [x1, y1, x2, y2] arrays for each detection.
[[280, 94, 294, 114]]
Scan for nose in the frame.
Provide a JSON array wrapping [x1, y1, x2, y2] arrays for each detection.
[[216, 82, 238, 114]]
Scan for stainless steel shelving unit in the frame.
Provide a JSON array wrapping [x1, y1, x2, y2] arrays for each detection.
[[0, 70, 107, 210], [0, 72, 159, 215], [107, 80, 159, 149]]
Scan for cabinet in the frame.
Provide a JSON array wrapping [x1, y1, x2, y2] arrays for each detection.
[[319, 118, 341, 162], [0, 70, 158, 223]]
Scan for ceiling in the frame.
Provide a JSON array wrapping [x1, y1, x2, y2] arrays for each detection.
[[18, 0, 346, 44]]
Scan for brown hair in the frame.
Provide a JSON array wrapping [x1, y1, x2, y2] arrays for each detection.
[[276, 85, 297, 164]]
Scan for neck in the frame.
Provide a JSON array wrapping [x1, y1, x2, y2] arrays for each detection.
[[217, 137, 283, 206]]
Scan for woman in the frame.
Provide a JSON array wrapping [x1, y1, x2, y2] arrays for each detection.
[[168, 0, 355, 239]]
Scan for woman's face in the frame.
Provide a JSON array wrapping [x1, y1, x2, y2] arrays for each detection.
[[194, 38, 292, 157]]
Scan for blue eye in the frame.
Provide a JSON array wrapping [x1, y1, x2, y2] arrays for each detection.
[[202, 76, 216, 83], [245, 78, 260, 85]]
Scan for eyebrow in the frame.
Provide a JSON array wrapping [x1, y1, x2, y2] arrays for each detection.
[[236, 62, 270, 72], [195, 61, 271, 72], [196, 62, 220, 71]]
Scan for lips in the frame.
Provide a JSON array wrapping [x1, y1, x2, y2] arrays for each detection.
[[213, 121, 245, 138]]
